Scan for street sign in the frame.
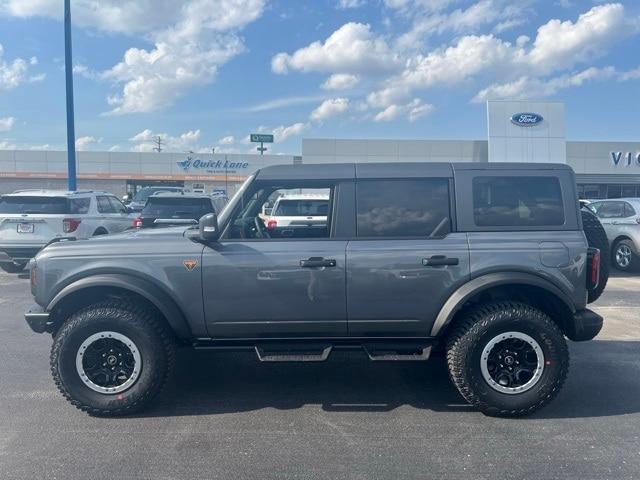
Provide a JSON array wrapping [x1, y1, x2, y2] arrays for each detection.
[[250, 134, 274, 143]]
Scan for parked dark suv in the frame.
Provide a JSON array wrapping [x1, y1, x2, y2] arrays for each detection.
[[25, 163, 605, 417]]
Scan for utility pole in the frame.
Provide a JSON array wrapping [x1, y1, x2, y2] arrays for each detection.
[[153, 136, 163, 152], [64, 0, 77, 191]]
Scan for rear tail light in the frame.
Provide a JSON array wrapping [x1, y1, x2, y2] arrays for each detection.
[[133, 217, 142, 228], [587, 247, 600, 290], [62, 218, 81, 233], [267, 219, 277, 229], [30, 264, 37, 288]]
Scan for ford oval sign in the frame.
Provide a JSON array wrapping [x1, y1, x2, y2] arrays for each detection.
[[510, 112, 543, 127]]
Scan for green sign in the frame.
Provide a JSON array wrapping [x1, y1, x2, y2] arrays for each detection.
[[250, 133, 274, 143]]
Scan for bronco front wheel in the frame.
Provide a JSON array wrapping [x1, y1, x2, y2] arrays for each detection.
[[50, 299, 175, 416], [446, 302, 569, 417]]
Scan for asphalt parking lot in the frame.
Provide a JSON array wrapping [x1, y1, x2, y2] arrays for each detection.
[[1, 271, 639, 480]]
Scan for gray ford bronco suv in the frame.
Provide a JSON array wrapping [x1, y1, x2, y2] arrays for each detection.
[[25, 163, 606, 417]]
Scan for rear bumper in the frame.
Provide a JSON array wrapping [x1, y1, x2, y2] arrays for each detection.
[[566, 308, 603, 342], [0, 245, 45, 263], [25, 304, 52, 334]]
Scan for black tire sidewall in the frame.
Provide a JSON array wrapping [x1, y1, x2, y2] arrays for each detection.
[[466, 320, 565, 412], [54, 308, 168, 413]]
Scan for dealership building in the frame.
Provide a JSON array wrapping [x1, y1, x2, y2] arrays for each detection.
[[1, 100, 639, 199]]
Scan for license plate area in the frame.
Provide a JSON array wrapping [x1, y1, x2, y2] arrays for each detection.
[[17, 223, 34, 234]]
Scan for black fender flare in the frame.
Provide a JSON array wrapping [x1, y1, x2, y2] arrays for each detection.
[[46, 273, 192, 339], [430, 272, 576, 337]]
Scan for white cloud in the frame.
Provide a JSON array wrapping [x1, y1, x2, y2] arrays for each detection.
[[337, 0, 365, 8], [321, 73, 359, 90], [0, 44, 43, 91], [218, 135, 235, 145], [273, 122, 309, 143], [374, 98, 433, 122], [310, 98, 350, 121], [129, 128, 202, 152], [0, 116, 15, 131], [472, 66, 639, 102], [369, 3, 639, 108], [97, 0, 266, 114], [75, 136, 102, 151], [272, 22, 400, 75], [247, 95, 324, 112]]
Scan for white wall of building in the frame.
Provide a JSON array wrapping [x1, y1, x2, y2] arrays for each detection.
[[487, 100, 566, 164]]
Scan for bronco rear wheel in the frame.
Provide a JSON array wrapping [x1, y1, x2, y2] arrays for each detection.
[[446, 302, 569, 417], [51, 299, 175, 416]]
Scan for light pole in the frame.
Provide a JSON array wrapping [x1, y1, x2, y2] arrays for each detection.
[[64, 0, 77, 191]]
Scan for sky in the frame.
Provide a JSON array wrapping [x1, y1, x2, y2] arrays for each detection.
[[0, 0, 639, 155]]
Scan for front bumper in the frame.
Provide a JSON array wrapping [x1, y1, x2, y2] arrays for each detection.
[[25, 304, 52, 334], [566, 308, 603, 342]]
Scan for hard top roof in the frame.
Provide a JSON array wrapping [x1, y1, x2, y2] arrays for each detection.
[[255, 162, 573, 181]]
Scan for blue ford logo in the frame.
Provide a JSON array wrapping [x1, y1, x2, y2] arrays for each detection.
[[510, 113, 543, 126]]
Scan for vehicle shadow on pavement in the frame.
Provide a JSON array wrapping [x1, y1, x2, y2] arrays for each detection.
[[137, 340, 640, 419]]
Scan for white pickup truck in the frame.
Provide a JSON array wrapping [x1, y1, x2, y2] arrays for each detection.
[[0, 190, 133, 272]]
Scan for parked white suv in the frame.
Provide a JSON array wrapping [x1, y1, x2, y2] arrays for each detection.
[[0, 190, 133, 273], [587, 198, 640, 272], [264, 193, 330, 230]]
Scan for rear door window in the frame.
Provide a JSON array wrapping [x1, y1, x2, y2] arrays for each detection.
[[0, 196, 69, 214], [356, 179, 451, 238], [69, 198, 91, 214], [593, 201, 625, 219], [473, 177, 564, 227], [97, 196, 116, 214]]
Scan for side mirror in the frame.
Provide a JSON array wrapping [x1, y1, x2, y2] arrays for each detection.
[[199, 213, 219, 241], [122, 194, 131, 204]]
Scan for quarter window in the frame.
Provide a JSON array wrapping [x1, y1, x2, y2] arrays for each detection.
[[356, 179, 451, 238], [473, 177, 564, 227]]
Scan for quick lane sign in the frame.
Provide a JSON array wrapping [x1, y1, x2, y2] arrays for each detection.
[[611, 151, 640, 167], [250, 134, 274, 143]]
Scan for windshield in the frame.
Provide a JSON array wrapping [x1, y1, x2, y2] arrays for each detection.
[[273, 199, 329, 216], [142, 197, 212, 218], [0, 196, 69, 214]]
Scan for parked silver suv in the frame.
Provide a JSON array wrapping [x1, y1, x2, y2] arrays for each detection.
[[587, 198, 640, 271], [0, 190, 132, 272]]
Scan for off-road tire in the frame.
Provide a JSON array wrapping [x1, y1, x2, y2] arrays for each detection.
[[581, 208, 609, 302], [51, 299, 175, 416], [0, 261, 26, 273], [612, 239, 639, 273], [446, 302, 569, 417]]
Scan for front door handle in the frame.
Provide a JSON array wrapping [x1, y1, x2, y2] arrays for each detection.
[[422, 255, 459, 267], [300, 257, 337, 268]]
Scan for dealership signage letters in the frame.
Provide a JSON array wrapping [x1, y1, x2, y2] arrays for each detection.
[[177, 157, 250, 174], [611, 151, 640, 167]]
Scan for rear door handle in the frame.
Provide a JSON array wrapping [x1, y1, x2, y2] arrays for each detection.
[[422, 255, 459, 267], [300, 257, 337, 268]]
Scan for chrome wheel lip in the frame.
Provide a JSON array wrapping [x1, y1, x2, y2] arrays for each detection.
[[75, 331, 142, 395], [616, 244, 632, 268], [480, 331, 545, 395]]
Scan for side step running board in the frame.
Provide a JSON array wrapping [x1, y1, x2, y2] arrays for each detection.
[[255, 346, 332, 362], [363, 345, 432, 361]]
